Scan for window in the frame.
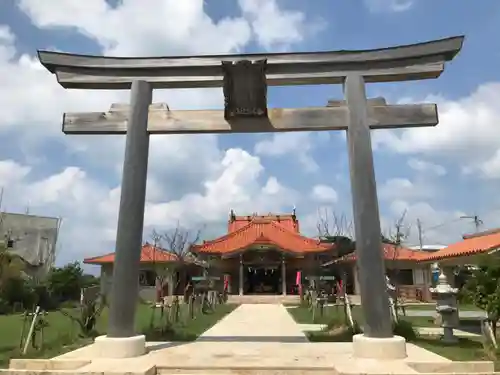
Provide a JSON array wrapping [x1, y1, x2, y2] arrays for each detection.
[[139, 270, 156, 287]]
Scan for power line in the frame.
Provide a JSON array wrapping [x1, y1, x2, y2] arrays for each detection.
[[460, 214, 483, 233], [422, 217, 463, 232]]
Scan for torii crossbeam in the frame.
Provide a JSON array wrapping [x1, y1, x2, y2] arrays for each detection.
[[38, 35, 464, 360]]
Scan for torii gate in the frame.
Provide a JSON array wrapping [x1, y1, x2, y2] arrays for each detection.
[[38, 35, 463, 359]]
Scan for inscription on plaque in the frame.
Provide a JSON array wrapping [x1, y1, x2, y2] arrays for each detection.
[[222, 59, 268, 120]]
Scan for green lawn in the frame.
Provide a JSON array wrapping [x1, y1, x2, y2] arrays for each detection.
[[287, 305, 439, 328], [405, 303, 484, 312], [289, 305, 497, 367], [415, 337, 499, 370], [0, 302, 236, 368]]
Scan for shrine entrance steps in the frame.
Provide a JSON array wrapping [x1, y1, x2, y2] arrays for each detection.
[[227, 294, 300, 304]]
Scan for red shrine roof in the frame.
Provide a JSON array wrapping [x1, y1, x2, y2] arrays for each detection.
[[191, 212, 331, 255], [419, 228, 500, 262], [83, 243, 179, 265]]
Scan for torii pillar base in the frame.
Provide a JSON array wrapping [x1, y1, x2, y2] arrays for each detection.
[[93, 335, 146, 358], [352, 334, 407, 360]]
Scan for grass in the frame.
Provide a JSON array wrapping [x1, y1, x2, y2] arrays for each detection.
[[406, 303, 484, 312], [287, 304, 439, 327], [416, 336, 490, 361], [289, 304, 498, 367], [287, 304, 485, 328], [415, 336, 500, 370], [0, 302, 236, 368]]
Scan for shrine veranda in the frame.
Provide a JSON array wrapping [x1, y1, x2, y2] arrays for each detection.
[[38, 35, 464, 359]]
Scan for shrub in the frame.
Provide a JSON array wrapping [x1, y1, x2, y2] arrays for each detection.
[[393, 319, 417, 341], [0, 277, 36, 309], [0, 297, 11, 314]]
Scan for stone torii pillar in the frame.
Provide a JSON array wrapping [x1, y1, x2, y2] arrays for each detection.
[[344, 75, 397, 356], [38, 35, 463, 359], [94, 80, 152, 357]]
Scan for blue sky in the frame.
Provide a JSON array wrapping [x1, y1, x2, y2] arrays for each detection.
[[0, 0, 499, 267]]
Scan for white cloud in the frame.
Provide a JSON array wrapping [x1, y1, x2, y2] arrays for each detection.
[[0, 150, 297, 263], [372, 83, 500, 179], [407, 158, 446, 176], [378, 177, 434, 202], [238, 0, 325, 51], [311, 185, 338, 204], [0, 1, 321, 265], [254, 132, 323, 172], [364, 0, 414, 13], [0, 160, 31, 188], [381, 200, 470, 247], [467, 149, 500, 179], [18, 0, 252, 56]]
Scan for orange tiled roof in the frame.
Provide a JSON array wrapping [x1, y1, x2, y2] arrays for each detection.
[[83, 243, 179, 265], [192, 216, 330, 254], [337, 242, 428, 263], [419, 228, 500, 262], [228, 213, 299, 233]]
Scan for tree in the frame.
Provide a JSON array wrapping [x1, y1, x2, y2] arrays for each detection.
[[147, 224, 202, 328], [159, 224, 202, 297], [316, 207, 354, 258], [384, 210, 411, 316], [0, 242, 25, 288], [463, 254, 500, 338], [47, 262, 85, 303]]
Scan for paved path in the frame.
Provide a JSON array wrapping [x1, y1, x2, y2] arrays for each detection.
[[199, 303, 308, 342], [404, 309, 486, 318], [57, 303, 453, 373]]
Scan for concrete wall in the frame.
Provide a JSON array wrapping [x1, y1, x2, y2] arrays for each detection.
[[349, 262, 433, 301], [0, 212, 60, 280], [99, 263, 176, 302]]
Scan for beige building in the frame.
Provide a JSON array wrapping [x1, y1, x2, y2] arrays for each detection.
[[84, 243, 203, 301]]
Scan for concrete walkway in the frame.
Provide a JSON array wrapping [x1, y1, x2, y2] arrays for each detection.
[[53, 303, 462, 374], [404, 309, 486, 318], [199, 303, 308, 342]]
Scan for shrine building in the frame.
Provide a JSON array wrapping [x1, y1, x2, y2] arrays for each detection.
[[191, 210, 334, 295]]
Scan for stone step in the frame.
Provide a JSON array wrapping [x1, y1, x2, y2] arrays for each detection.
[[157, 367, 338, 375], [0, 370, 151, 375], [407, 360, 496, 374], [226, 295, 300, 305], [2, 359, 154, 375], [156, 365, 500, 375], [7, 359, 90, 371]]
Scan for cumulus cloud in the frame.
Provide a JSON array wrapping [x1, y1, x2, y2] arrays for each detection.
[[378, 177, 434, 202], [407, 158, 446, 176], [0, 1, 322, 265], [253, 132, 330, 172], [364, 0, 414, 13], [311, 185, 338, 204], [381, 200, 469, 247], [238, 0, 325, 51], [372, 83, 500, 180]]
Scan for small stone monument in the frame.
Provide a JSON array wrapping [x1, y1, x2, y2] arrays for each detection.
[[386, 276, 398, 322], [429, 269, 459, 343]]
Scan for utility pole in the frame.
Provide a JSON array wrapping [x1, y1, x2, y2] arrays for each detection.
[[460, 214, 483, 233], [417, 219, 423, 251]]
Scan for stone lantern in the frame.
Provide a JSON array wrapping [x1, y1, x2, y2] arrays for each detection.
[[429, 269, 459, 343]]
